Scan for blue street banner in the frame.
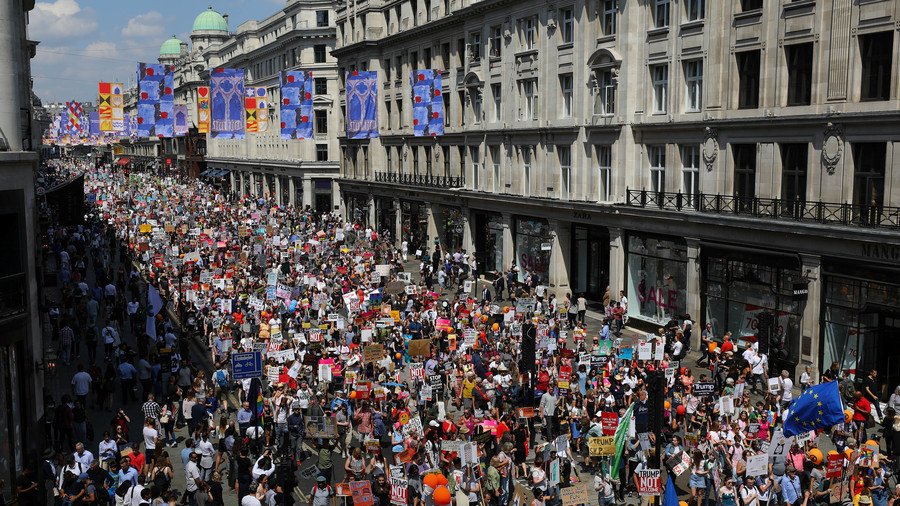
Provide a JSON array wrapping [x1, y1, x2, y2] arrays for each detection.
[[232, 352, 263, 380], [280, 70, 313, 140], [137, 63, 174, 138], [783, 380, 845, 437], [345, 71, 378, 139], [210, 68, 246, 139], [411, 69, 444, 137], [173, 104, 189, 137]]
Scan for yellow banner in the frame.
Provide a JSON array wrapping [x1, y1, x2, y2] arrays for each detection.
[[197, 86, 210, 134]]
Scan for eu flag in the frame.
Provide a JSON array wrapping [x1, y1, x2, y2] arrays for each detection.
[[783, 381, 845, 437]]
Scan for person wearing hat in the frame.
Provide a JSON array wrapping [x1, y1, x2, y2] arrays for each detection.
[[779, 466, 803, 506], [310, 475, 335, 506]]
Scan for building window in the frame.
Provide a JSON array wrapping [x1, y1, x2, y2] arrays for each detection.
[[442, 42, 451, 69], [651, 64, 668, 113], [523, 17, 537, 50], [523, 147, 532, 197], [786, 43, 813, 106], [686, 0, 705, 21], [412, 146, 420, 174], [602, 0, 617, 36], [470, 146, 481, 190], [649, 145, 666, 193], [410, 0, 419, 26], [469, 89, 482, 124], [316, 144, 329, 161], [468, 32, 481, 63], [490, 145, 501, 193], [425, 146, 433, 175], [314, 45, 327, 63], [411, 51, 418, 72], [397, 99, 404, 128], [520, 79, 538, 120], [741, 0, 762, 11], [558, 145, 571, 200], [385, 100, 393, 129], [490, 26, 502, 58], [491, 84, 502, 122], [424, 48, 432, 68], [733, 144, 757, 201], [859, 32, 894, 101], [681, 145, 700, 207], [654, 0, 670, 28], [560, 7, 574, 44], [736, 50, 761, 109], [386, 146, 393, 170], [442, 146, 450, 176], [314, 78, 328, 97], [684, 59, 703, 112], [314, 110, 327, 135], [852, 143, 886, 223], [316, 10, 329, 27], [560, 74, 573, 118], [597, 145, 612, 201], [595, 69, 616, 115], [780, 143, 808, 217], [456, 38, 465, 67]]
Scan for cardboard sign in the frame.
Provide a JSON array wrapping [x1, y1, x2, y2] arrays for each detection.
[[746, 453, 768, 477], [408, 339, 431, 358], [390, 478, 409, 506], [349, 481, 374, 506], [635, 469, 660, 496], [588, 436, 615, 456], [363, 344, 385, 363], [560, 485, 589, 506], [600, 412, 618, 435], [396, 447, 416, 464], [517, 407, 535, 419]]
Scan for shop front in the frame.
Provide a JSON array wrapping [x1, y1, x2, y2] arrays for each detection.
[[313, 179, 333, 212], [345, 193, 371, 226], [822, 261, 900, 399], [441, 206, 465, 253], [701, 247, 803, 374], [571, 225, 609, 302], [514, 217, 551, 284], [473, 211, 504, 274], [375, 197, 396, 237], [401, 200, 428, 253], [626, 234, 687, 326]]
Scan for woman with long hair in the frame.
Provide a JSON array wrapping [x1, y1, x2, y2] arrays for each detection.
[[689, 450, 709, 506]]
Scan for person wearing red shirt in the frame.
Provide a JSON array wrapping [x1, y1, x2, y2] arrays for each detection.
[[720, 333, 735, 355], [852, 390, 872, 441]]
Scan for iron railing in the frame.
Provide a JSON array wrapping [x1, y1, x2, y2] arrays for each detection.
[[625, 189, 900, 229], [374, 171, 465, 188]]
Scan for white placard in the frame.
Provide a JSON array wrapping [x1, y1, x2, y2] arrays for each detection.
[[746, 454, 769, 477], [318, 363, 332, 382], [637, 342, 652, 361]]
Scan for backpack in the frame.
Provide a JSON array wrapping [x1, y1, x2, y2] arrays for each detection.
[[215, 370, 228, 388], [153, 467, 170, 490]]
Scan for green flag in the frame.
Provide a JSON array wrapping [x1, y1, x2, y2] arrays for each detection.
[[610, 403, 635, 480]]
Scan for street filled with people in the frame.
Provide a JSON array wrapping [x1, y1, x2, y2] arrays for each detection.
[[32, 160, 900, 506]]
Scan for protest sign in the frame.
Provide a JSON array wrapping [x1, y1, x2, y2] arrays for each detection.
[[560, 485, 589, 506], [363, 344, 385, 362], [600, 412, 618, 435], [693, 382, 716, 397], [305, 417, 337, 439], [635, 469, 660, 496], [826, 452, 843, 479], [390, 478, 409, 506], [408, 339, 431, 358], [588, 436, 615, 456], [746, 454, 768, 477], [349, 481, 374, 506]]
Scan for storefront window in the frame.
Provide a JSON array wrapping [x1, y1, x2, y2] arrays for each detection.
[[515, 217, 551, 283], [442, 207, 464, 253], [401, 201, 428, 253], [626, 235, 687, 324], [703, 255, 802, 364], [476, 213, 504, 273]]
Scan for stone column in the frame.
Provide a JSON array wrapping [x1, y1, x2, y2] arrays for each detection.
[[501, 212, 514, 270], [239, 172, 246, 198], [274, 176, 283, 206], [250, 173, 258, 198], [367, 195, 376, 227], [425, 202, 440, 249], [302, 175, 313, 209], [229, 171, 236, 195], [393, 198, 402, 248], [288, 177, 296, 207], [548, 219, 572, 298], [461, 208, 474, 255], [686, 237, 702, 349], [799, 254, 822, 379], [608, 227, 625, 299]]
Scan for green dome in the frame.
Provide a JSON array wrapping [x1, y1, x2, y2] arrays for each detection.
[[192, 7, 228, 32], [159, 36, 183, 56]]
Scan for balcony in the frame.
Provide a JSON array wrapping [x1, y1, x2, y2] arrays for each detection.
[[625, 189, 900, 230], [0, 273, 27, 323], [374, 171, 465, 189]]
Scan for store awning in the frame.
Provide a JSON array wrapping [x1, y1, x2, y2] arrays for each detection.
[[211, 169, 229, 178], [116, 157, 130, 166], [199, 169, 212, 177]]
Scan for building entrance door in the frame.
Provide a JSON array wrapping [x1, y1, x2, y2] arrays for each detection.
[[570, 225, 609, 303]]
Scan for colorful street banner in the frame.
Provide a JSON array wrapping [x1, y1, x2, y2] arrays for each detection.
[[245, 86, 268, 133], [89, 111, 101, 140], [98, 82, 125, 132], [137, 63, 174, 138], [66, 101, 84, 135], [279, 70, 313, 140], [197, 86, 210, 134], [411, 69, 444, 137], [210, 68, 245, 139], [345, 71, 378, 139], [126, 112, 135, 138], [173, 104, 189, 137]]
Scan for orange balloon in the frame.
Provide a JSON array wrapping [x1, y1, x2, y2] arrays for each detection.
[[865, 440, 878, 448], [435, 474, 448, 486], [491, 323, 500, 332], [664, 401, 671, 410], [423, 473, 439, 489], [807, 448, 823, 465], [433, 486, 451, 505], [844, 448, 853, 460], [395, 353, 403, 360], [708, 342, 717, 353], [827, 450, 838, 456], [503, 306, 510, 313], [481, 315, 488, 323]]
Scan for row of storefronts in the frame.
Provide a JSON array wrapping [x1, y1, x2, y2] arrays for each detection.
[[342, 186, 900, 393]]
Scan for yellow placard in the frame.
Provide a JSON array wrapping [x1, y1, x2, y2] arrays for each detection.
[[139, 224, 152, 234], [588, 436, 616, 456]]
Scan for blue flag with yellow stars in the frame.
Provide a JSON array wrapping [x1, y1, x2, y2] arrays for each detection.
[[783, 380, 845, 437]]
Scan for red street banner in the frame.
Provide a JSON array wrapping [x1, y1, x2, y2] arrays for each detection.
[[390, 477, 409, 506], [635, 469, 661, 496], [601, 412, 618, 435], [826, 453, 843, 479]]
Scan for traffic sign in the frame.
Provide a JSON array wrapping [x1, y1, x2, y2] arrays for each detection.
[[232, 352, 262, 380]]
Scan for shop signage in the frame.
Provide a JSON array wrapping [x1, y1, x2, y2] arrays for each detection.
[[860, 243, 900, 261], [792, 282, 809, 301]]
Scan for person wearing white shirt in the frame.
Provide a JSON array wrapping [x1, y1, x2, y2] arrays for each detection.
[[750, 352, 768, 394], [779, 370, 794, 409], [73, 443, 94, 469], [184, 452, 202, 499]]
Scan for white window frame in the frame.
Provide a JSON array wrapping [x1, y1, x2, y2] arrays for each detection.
[[468, 32, 482, 63], [686, 0, 705, 21], [649, 145, 666, 192], [520, 79, 538, 120], [523, 17, 536, 50], [597, 145, 612, 201], [490, 26, 503, 58], [602, 0, 617, 36], [492, 84, 502, 122], [684, 60, 703, 112], [654, 0, 670, 28], [652, 64, 669, 113], [558, 145, 571, 200], [470, 146, 481, 190], [522, 147, 532, 197], [490, 145, 501, 193], [594, 69, 616, 116], [469, 88, 483, 124], [681, 145, 700, 206], [560, 74, 573, 118], [560, 7, 574, 44]]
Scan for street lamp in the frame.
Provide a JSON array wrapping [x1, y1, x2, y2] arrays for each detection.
[[37, 346, 59, 377]]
